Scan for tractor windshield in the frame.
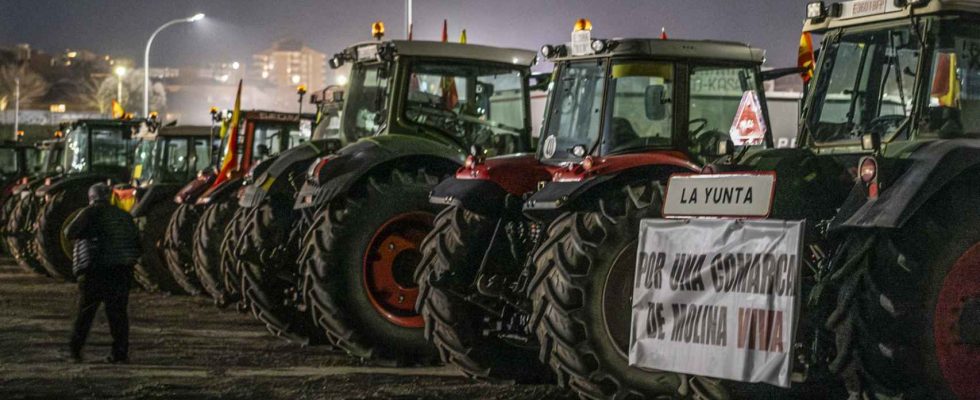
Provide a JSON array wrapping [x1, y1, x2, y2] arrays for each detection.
[[404, 60, 528, 157], [920, 20, 980, 137], [252, 121, 306, 162], [342, 62, 389, 141], [540, 61, 606, 161], [38, 144, 62, 174], [133, 137, 206, 184], [0, 148, 18, 176], [808, 27, 919, 144], [63, 124, 132, 174]]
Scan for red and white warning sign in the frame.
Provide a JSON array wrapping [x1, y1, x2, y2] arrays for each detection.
[[730, 91, 767, 146]]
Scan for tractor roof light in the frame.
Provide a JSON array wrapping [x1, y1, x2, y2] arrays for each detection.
[[574, 18, 593, 32], [806, 1, 827, 20], [372, 21, 385, 40]]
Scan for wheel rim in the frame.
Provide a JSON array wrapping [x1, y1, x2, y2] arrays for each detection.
[[362, 211, 433, 328], [59, 208, 85, 259], [602, 241, 637, 358], [935, 242, 980, 399]]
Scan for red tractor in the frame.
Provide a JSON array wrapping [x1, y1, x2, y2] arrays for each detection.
[[162, 109, 312, 301], [415, 20, 777, 383]]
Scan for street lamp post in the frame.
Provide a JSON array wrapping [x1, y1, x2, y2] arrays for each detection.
[[143, 13, 204, 117], [13, 77, 19, 142]]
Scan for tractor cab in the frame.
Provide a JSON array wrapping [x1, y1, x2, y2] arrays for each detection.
[[296, 34, 537, 208], [174, 110, 313, 205], [39, 119, 141, 195], [114, 124, 211, 214], [522, 21, 772, 217]]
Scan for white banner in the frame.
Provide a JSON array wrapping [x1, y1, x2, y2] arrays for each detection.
[[629, 219, 804, 388]]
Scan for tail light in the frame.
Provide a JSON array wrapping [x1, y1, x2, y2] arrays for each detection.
[[858, 156, 879, 199]]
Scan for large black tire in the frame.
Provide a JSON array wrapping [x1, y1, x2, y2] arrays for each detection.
[[219, 207, 248, 304], [527, 180, 737, 399], [5, 193, 47, 276], [300, 168, 441, 363], [162, 203, 204, 295], [36, 190, 88, 281], [827, 181, 980, 400], [415, 205, 553, 382], [239, 192, 326, 344], [0, 192, 18, 255], [133, 202, 186, 294], [193, 198, 240, 306]]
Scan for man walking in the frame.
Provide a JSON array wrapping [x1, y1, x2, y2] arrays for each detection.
[[65, 183, 141, 363]]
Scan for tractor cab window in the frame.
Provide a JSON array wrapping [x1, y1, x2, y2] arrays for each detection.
[[191, 138, 209, 172], [540, 61, 606, 161], [252, 122, 303, 160], [688, 65, 763, 159], [921, 21, 980, 137], [809, 27, 919, 143], [26, 147, 42, 174], [64, 125, 132, 174], [601, 62, 674, 155], [0, 148, 17, 176], [404, 61, 528, 157], [312, 110, 342, 141], [343, 63, 389, 141], [39, 145, 61, 174], [133, 138, 192, 183]]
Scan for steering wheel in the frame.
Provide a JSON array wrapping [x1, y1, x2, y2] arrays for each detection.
[[865, 115, 905, 135], [688, 118, 709, 139]]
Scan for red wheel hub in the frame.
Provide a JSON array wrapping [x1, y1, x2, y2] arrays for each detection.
[[362, 212, 433, 328], [935, 243, 980, 399]]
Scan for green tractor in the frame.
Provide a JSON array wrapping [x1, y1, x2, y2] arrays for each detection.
[[33, 119, 141, 280], [293, 33, 539, 363], [527, 1, 980, 399], [113, 125, 213, 293], [3, 137, 63, 274], [414, 20, 776, 383], [177, 109, 313, 304], [0, 139, 42, 256], [226, 86, 347, 343]]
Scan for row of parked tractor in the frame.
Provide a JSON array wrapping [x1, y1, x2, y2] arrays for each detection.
[[4, 1, 980, 398]]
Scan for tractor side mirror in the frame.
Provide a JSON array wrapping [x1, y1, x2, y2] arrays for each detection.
[[715, 139, 735, 158], [645, 85, 668, 121]]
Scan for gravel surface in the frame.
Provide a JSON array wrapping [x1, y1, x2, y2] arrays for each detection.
[[0, 261, 572, 399]]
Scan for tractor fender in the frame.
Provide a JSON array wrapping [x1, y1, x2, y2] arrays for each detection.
[[239, 142, 323, 208], [293, 135, 465, 210], [430, 153, 551, 217], [837, 139, 980, 230], [35, 173, 118, 199], [523, 152, 699, 221], [196, 177, 244, 205], [131, 183, 182, 218]]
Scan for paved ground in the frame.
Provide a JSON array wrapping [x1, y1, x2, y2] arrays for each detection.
[[0, 261, 571, 400]]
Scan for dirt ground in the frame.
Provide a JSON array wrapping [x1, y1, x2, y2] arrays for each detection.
[[0, 261, 572, 400]]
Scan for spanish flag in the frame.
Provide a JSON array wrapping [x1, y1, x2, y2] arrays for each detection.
[[214, 80, 242, 186], [798, 32, 815, 84], [112, 99, 125, 119]]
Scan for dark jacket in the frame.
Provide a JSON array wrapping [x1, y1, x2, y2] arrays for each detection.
[[64, 203, 142, 276]]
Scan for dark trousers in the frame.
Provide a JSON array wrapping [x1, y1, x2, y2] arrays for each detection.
[[69, 266, 132, 359]]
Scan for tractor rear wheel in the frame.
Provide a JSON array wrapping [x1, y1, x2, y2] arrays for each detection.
[[133, 202, 185, 294], [193, 198, 240, 306], [36, 191, 88, 281], [239, 196, 326, 344], [5, 193, 47, 276], [162, 203, 204, 295], [301, 168, 440, 364], [219, 207, 249, 308], [827, 180, 980, 400], [416, 205, 552, 382], [528, 180, 733, 399]]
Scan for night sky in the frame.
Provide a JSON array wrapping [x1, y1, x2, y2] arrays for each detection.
[[1, 0, 809, 73]]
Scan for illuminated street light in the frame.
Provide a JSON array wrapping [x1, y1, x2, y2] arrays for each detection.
[[335, 75, 349, 86], [291, 74, 302, 85], [114, 66, 128, 105], [232, 61, 240, 70], [143, 13, 205, 116]]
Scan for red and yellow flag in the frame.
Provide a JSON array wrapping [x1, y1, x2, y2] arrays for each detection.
[[111, 99, 125, 119], [215, 80, 242, 186], [798, 32, 816, 84], [441, 19, 448, 42]]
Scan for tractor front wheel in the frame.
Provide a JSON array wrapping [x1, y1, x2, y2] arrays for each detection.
[[133, 202, 185, 294], [36, 191, 88, 281], [193, 198, 240, 306], [162, 203, 204, 295]]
